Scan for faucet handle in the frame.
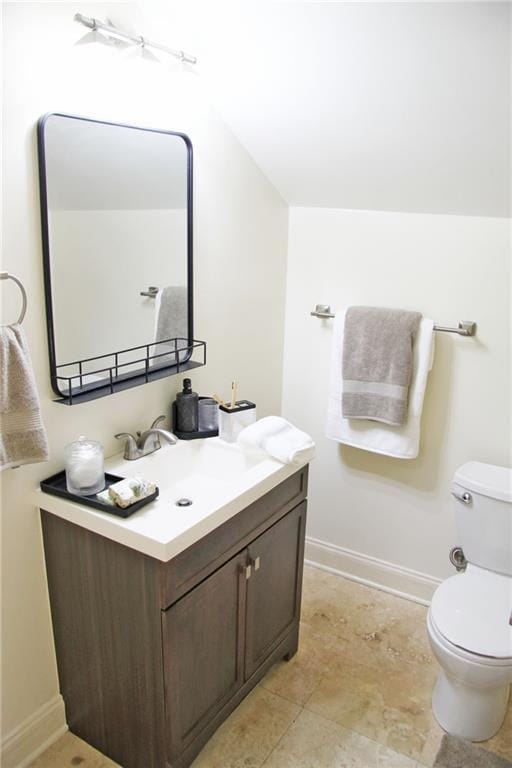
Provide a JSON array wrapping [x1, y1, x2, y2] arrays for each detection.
[[115, 432, 139, 461], [150, 415, 167, 430], [115, 431, 136, 441]]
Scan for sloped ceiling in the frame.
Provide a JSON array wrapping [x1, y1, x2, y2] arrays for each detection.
[[143, 1, 511, 217]]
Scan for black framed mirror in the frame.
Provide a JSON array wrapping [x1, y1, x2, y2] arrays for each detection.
[[37, 112, 204, 405]]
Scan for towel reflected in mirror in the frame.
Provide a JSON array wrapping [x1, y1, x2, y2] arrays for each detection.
[[152, 286, 189, 368]]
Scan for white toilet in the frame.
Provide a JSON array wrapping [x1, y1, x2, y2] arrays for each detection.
[[427, 461, 512, 742]]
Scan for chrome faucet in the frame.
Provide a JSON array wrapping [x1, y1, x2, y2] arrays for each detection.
[[115, 415, 178, 460]]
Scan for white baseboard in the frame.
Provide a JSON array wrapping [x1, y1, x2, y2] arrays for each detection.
[[1, 695, 67, 768], [305, 536, 442, 606]]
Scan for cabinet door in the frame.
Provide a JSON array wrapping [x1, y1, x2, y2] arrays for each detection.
[[162, 550, 247, 760], [245, 501, 306, 679]]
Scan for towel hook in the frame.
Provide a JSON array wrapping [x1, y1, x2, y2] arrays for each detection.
[[0, 271, 27, 325]]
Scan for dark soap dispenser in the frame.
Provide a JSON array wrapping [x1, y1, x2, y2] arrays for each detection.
[[175, 378, 198, 432]]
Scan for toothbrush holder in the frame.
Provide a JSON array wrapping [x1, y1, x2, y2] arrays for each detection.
[[219, 401, 256, 443]]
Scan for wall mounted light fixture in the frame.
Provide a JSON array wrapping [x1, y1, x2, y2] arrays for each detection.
[[74, 13, 197, 65]]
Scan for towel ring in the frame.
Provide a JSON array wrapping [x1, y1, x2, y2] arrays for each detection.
[[0, 271, 27, 324]]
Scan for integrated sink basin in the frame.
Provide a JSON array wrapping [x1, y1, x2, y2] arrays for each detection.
[[134, 435, 263, 488], [37, 437, 306, 561]]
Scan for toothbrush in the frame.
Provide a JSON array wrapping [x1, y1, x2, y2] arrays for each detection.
[[230, 380, 237, 409]]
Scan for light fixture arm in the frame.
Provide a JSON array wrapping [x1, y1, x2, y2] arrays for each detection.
[[74, 13, 197, 65]]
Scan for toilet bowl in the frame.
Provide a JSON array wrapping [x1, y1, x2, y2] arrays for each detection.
[[427, 462, 512, 742], [427, 566, 512, 741]]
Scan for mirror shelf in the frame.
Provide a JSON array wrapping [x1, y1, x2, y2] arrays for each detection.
[[54, 337, 206, 406]]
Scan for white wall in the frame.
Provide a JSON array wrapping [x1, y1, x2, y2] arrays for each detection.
[[282, 207, 511, 600], [1, 4, 288, 765]]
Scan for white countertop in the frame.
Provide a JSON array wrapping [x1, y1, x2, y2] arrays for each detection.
[[36, 438, 306, 562]]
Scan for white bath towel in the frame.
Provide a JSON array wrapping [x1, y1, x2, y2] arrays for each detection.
[[0, 324, 49, 470], [326, 308, 435, 459], [238, 416, 316, 466], [153, 286, 188, 366]]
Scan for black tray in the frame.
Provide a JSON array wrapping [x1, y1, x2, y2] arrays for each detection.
[[40, 471, 159, 519], [171, 400, 219, 440]]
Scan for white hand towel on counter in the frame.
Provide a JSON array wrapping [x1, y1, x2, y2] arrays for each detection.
[[238, 416, 316, 466], [0, 324, 49, 470], [326, 308, 435, 459]]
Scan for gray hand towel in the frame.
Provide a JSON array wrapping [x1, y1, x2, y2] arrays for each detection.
[[0, 324, 49, 470], [153, 286, 188, 366], [342, 306, 422, 427]]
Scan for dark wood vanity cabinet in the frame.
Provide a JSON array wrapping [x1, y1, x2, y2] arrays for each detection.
[[41, 466, 308, 768], [244, 506, 305, 678]]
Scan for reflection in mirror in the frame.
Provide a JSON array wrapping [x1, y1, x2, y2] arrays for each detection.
[[38, 113, 203, 404]]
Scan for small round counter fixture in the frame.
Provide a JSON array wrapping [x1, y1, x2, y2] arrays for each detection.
[[427, 462, 512, 742]]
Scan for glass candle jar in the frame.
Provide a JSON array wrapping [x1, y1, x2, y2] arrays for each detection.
[[64, 436, 105, 496]]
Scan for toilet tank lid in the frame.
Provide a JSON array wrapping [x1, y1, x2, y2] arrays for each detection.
[[454, 462, 512, 503]]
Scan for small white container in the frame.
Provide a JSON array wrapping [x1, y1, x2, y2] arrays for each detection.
[[219, 401, 256, 443], [65, 436, 105, 496]]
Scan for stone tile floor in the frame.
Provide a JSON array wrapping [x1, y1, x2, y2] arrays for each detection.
[[30, 565, 512, 768]]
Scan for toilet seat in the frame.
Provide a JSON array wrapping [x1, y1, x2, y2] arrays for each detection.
[[428, 611, 512, 668], [430, 566, 512, 660]]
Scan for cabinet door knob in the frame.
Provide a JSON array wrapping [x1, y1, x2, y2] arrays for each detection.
[[243, 564, 252, 580], [252, 556, 261, 571]]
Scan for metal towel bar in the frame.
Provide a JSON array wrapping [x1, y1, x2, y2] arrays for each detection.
[[310, 305, 476, 337], [1, 271, 27, 324]]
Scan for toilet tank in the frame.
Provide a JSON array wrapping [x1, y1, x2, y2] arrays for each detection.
[[453, 462, 512, 576]]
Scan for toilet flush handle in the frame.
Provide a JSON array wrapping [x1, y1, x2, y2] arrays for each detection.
[[451, 490, 472, 504]]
